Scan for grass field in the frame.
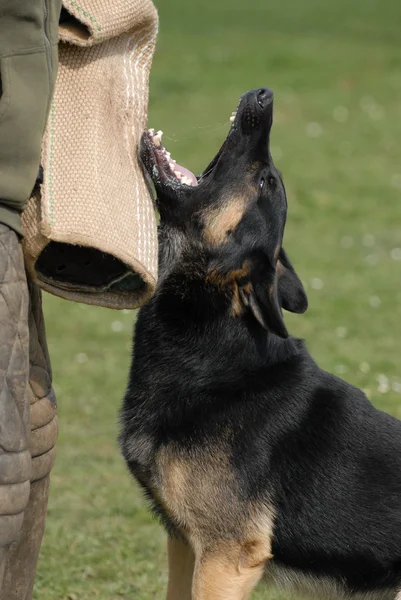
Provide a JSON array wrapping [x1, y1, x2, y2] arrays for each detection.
[[33, 1, 401, 598]]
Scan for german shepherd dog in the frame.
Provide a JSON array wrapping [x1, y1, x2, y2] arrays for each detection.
[[119, 88, 401, 600]]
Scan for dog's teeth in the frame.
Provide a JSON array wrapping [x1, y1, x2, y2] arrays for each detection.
[[174, 170, 183, 180], [152, 130, 163, 147], [182, 176, 191, 185], [230, 115, 235, 123], [148, 128, 155, 136], [169, 162, 176, 171], [166, 151, 171, 158]]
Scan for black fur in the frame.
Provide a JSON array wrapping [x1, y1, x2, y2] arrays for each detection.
[[120, 88, 401, 598]]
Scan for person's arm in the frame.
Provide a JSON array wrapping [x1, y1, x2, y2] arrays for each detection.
[[0, 0, 62, 235]]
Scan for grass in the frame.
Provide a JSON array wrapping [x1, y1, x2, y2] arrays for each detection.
[[34, 0, 401, 598]]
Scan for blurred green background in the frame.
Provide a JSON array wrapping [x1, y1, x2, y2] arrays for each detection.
[[34, 1, 401, 598]]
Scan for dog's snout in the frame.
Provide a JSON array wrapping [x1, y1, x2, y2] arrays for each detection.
[[236, 88, 274, 137], [256, 88, 273, 109]]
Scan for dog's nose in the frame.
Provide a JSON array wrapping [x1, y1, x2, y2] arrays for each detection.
[[256, 88, 273, 109]]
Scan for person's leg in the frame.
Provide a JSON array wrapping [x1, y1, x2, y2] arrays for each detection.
[[0, 226, 58, 600], [0, 224, 32, 593], [2, 280, 58, 600]]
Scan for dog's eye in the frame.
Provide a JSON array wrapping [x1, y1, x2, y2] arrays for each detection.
[[259, 177, 265, 190]]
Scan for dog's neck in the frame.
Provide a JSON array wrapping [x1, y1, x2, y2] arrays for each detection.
[[149, 255, 302, 376]]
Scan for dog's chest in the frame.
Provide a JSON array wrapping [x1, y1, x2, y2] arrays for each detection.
[[125, 433, 263, 543]]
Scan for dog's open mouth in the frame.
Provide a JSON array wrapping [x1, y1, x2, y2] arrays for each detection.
[[141, 106, 239, 192], [145, 129, 199, 187]]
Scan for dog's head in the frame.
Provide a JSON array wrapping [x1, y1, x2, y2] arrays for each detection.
[[141, 88, 307, 338]]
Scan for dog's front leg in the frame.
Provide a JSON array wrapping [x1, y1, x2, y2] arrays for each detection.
[[192, 541, 270, 600], [166, 535, 195, 600]]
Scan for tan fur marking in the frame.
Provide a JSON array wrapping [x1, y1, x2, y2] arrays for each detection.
[[231, 283, 243, 317], [206, 262, 251, 318], [203, 197, 248, 246], [192, 539, 272, 600], [241, 282, 253, 295], [276, 259, 285, 276], [206, 264, 250, 289], [157, 444, 275, 600], [157, 445, 239, 542], [166, 536, 195, 600]]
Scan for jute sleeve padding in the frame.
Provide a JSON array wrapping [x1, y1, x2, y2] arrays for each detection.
[[22, 0, 160, 309]]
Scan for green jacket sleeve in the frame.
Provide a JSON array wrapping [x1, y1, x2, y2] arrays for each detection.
[[0, 0, 61, 234]]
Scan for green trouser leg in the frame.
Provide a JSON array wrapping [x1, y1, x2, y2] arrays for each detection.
[[0, 0, 61, 235]]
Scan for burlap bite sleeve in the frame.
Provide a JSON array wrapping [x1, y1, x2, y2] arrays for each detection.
[[22, 0, 159, 309]]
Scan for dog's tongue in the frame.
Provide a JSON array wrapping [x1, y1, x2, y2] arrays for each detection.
[[173, 163, 198, 186]]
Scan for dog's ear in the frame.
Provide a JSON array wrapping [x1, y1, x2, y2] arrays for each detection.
[[238, 253, 289, 338], [238, 248, 307, 338], [277, 248, 308, 314]]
